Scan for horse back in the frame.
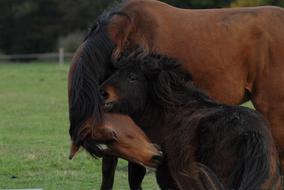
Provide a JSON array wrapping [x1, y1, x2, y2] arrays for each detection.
[[109, 1, 284, 105]]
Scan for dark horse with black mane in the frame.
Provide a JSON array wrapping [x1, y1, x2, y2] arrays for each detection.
[[100, 54, 282, 190], [68, 0, 284, 189]]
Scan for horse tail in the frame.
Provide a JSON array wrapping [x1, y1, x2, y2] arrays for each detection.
[[230, 131, 270, 190], [198, 163, 225, 190]]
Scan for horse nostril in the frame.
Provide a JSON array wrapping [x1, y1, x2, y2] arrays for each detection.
[[152, 155, 163, 165], [99, 89, 109, 100]]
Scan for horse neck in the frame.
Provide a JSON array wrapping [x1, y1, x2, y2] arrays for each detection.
[[135, 96, 201, 170], [131, 102, 167, 146], [107, 2, 163, 58]]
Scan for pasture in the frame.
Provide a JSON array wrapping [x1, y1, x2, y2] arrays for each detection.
[[0, 62, 253, 189], [0, 63, 157, 190]]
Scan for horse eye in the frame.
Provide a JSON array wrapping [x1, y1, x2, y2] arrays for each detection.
[[128, 73, 138, 82]]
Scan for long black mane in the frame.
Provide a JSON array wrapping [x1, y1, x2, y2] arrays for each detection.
[[150, 67, 218, 111], [68, 13, 117, 144], [68, 0, 134, 145], [117, 53, 218, 113]]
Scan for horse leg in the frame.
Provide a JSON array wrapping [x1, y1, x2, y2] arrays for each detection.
[[128, 162, 146, 190], [156, 162, 178, 190], [264, 109, 284, 168], [257, 108, 284, 189], [252, 92, 284, 172], [100, 156, 118, 190]]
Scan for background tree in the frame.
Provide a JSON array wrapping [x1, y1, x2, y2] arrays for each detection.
[[0, 0, 113, 54], [0, 0, 61, 54], [230, 0, 284, 7], [0, 0, 283, 55], [163, 0, 232, 8]]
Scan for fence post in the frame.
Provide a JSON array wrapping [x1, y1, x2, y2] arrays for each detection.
[[59, 48, 64, 65]]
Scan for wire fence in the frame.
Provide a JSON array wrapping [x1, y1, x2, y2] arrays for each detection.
[[0, 48, 74, 64]]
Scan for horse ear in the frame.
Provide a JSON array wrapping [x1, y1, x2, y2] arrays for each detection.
[[145, 55, 180, 75], [145, 55, 180, 71], [141, 55, 181, 78], [137, 56, 159, 78], [159, 57, 180, 71], [108, 14, 133, 60]]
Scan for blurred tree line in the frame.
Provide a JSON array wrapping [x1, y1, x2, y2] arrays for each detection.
[[0, 0, 283, 54]]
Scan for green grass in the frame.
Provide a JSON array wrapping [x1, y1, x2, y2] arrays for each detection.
[[0, 62, 158, 190]]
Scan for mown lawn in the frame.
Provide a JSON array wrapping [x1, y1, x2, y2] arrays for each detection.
[[0, 63, 158, 190]]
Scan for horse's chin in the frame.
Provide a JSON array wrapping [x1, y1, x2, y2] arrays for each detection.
[[133, 159, 159, 170]]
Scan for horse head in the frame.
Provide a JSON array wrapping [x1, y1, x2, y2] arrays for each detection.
[[69, 113, 163, 168]]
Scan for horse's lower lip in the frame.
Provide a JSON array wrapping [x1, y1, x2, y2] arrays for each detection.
[[104, 102, 114, 110], [143, 163, 159, 170], [133, 159, 159, 169]]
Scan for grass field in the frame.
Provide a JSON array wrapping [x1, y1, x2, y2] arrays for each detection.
[[0, 62, 254, 190], [0, 62, 158, 190]]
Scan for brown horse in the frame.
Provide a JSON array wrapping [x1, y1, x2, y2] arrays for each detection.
[[109, 0, 284, 159], [69, 0, 284, 188], [68, 112, 163, 168], [101, 54, 282, 190]]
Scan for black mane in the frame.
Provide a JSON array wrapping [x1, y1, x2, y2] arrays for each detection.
[[69, 0, 134, 145], [116, 53, 218, 112], [69, 14, 115, 144], [150, 68, 217, 111]]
